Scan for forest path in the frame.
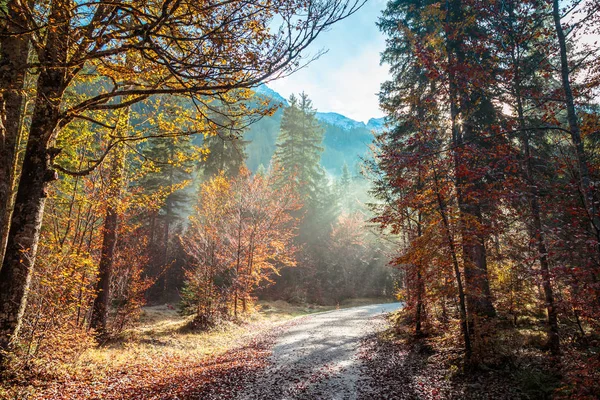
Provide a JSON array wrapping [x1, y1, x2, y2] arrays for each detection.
[[235, 302, 402, 400]]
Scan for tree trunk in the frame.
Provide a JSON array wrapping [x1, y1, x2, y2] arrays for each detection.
[[430, 159, 472, 361], [532, 194, 560, 354], [414, 211, 424, 336], [0, 87, 63, 364], [552, 0, 600, 252], [445, 0, 496, 324], [90, 137, 126, 337], [460, 204, 496, 319], [510, 30, 560, 354], [519, 118, 560, 355], [415, 267, 424, 336], [0, 0, 30, 264], [0, 0, 69, 366], [160, 145, 174, 301], [162, 202, 170, 299], [91, 203, 118, 337]]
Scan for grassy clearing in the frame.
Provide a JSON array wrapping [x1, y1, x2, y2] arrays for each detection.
[[1, 298, 392, 399]]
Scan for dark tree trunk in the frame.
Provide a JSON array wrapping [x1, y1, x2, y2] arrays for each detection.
[[91, 205, 118, 337], [158, 144, 175, 301], [552, 0, 600, 249], [0, 0, 69, 366], [532, 194, 560, 354], [510, 26, 560, 354], [519, 121, 560, 355], [460, 204, 496, 319], [90, 142, 125, 338], [415, 267, 424, 336], [446, 0, 496, 324], [162, 204, 170, 299], [0, 0, 30, 264], [414, 211, 424, 336], [0, 86, 62, 363], [430, 160, 472, 360]]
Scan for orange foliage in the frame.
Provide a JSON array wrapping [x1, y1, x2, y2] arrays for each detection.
[[180, 168, 300, 326]]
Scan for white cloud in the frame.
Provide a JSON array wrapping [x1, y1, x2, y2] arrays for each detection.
[[270, 47, 388, 122], [268, 0, 389, 123]]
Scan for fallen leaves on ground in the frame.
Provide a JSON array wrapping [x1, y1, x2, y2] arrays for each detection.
[[357, 320, 522, 400], [7, 321, 294, 400]]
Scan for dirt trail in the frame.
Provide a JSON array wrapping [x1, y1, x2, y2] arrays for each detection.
[[235, 302, 402, 400]]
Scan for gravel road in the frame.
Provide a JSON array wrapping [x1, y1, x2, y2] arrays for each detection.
[[235, 302, 402, 400]]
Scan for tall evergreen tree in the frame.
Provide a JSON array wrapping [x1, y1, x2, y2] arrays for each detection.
[[138, 136, 196, 299], [491, 0, 561, 355], [273, 92, 339, 239], [273, 93, 326, 201], [201, 134, 247, 179], [201, 108, 249, 179], [336, 162, 353, 211], [374, 0, 512, 362], [270, 92, 342, 301]]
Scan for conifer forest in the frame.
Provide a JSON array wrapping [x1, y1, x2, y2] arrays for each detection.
[[1, 0, 600, 398]]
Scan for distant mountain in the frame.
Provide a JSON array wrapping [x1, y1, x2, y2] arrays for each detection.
[[366, 117, 385, 132], [314, 113, 385, 133], [246, 86, 383, 176], [315, 112, 366, 131], [254, 84, 289, 107]]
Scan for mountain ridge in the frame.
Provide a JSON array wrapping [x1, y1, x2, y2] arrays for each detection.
[[255, 85, 384, 132], [246, 85, 382, 176]]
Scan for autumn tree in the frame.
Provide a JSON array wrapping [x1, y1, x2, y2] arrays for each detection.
[[373, 0, 527, 362], [373, 0, 600, 372], [180, 169, 299, 326], [486, 0, 562, 354], [90, 135, 126, 337], [444, 0, 500, 329], [0, 0, 364, 363]]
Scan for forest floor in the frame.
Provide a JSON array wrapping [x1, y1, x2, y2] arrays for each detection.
[[0, 298, 393, 399], [4, 298, 584, 400], [359, 324, 526, 399], [358, 313, 600, 400]]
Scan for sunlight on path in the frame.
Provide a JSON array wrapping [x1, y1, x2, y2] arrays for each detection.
[[235, 303, 402, 400]]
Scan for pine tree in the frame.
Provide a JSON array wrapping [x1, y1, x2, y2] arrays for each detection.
[[272, 92, 340, 239], [138, 136, 196, 299], [272, 92, 325, 201], [201, 108, 249, 179], [336, 162, 353, 211], [374, 0, 508, 361], [270, 92, 341, 301], [201, 134, 247, 179]]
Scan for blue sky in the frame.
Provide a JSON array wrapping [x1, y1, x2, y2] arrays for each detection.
[[269, 0, 389, 123]]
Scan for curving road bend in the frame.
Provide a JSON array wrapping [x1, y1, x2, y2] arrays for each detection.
[[236, 302, 402, 400]]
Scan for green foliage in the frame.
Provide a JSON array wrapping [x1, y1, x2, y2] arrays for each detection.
[[243, 89, 374, 177], [138, 136, 197, 219], [201, 106, 249, 179], [273, 93, 325, 196]]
